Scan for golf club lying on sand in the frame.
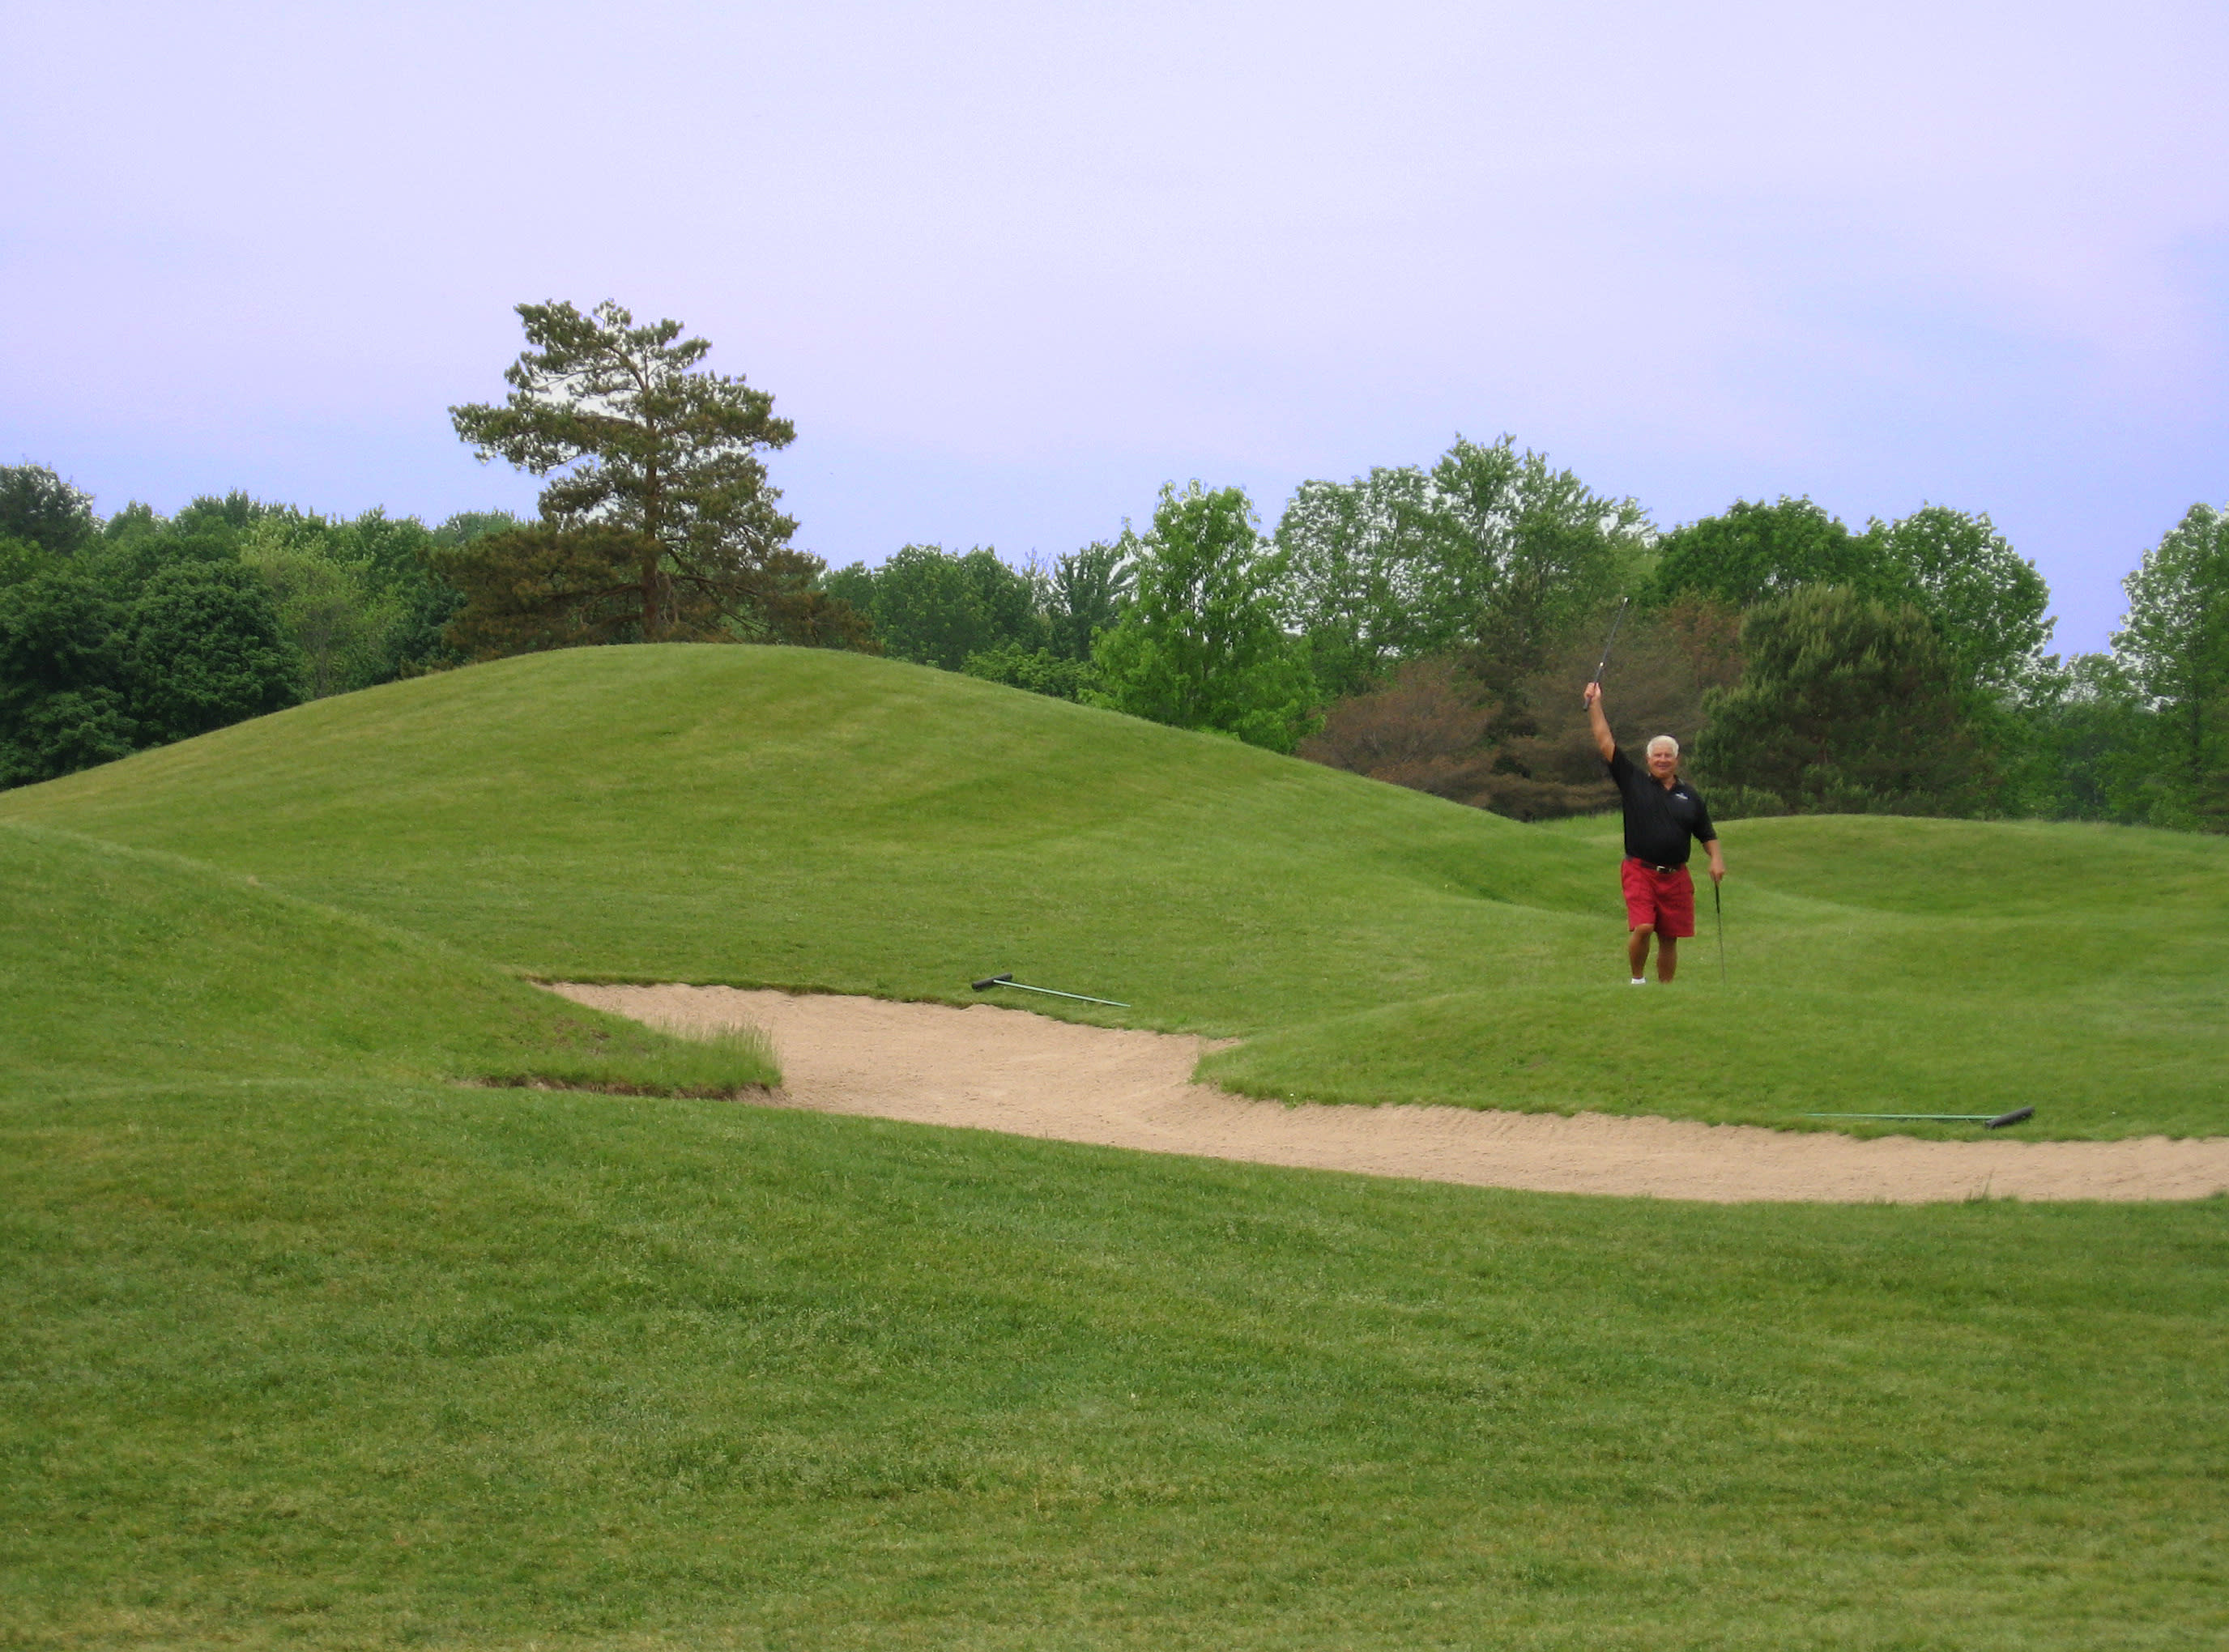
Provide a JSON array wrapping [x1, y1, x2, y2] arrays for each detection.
[[1805, 1107, 2036, 1130], [971, 973, 1131, 1008]]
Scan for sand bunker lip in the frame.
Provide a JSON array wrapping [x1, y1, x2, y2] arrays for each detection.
[[548, 982, 2229, 1206]]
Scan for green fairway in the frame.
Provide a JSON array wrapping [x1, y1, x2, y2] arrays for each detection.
[[4, 644, 2227, 1647], [6, 1076, 2224, 1650], [5, 645, 2223, 1139], [0, 822, 774, 1097]]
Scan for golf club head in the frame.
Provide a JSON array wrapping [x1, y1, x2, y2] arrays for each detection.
[[970, 973, 1015, 992], [1984, 1106, 2035, 1130]]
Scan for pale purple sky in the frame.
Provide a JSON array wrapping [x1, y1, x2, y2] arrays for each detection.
[[6, 1, 2225, 652]]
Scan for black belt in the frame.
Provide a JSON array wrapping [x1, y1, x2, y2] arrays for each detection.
[[1628, 858, 1686, 875]]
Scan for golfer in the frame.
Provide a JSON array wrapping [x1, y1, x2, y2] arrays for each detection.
[[1583, 680, 1724, 985]]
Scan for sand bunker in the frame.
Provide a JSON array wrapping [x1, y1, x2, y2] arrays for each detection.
[[550, 983, 2229, 1205]]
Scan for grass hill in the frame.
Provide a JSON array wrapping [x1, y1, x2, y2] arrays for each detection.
[[0, 821, 775, 1097], [2, 647, 2225, 1646], [5, 645, 2223, 1139]]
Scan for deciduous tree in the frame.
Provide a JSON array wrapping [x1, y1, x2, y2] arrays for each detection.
[[126, 563, 301, 745], [0, 567, 135, 786], [0, 464, 97, 556], [1277, 436, 1647, 700], [1045, 539, 1135, 661], [825, 546, 1044, 670], [2111, 503, 2229, 826], [1870, 504, 2052, 697], [1090, 483, 1319, 752], [1298, 658, 1497, 801], [1653, 496, 1884, 610]]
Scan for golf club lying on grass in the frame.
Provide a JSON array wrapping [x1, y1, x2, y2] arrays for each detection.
[[1805, 1107, 2036, 1130], [971, 973, 1130, 1008]]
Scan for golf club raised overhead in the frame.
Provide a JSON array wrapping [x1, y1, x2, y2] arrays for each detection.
[[1588, 596, 1630, 692], [970, 973, 1130, 1008]]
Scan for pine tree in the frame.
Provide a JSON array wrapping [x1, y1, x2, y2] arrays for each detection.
[[1698, 586, 1981, 814], [450, 300, 859, 646]]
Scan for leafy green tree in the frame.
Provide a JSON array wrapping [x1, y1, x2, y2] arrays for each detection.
[[0, 567, 136, 786], [825, 545, 1046, 669], [1426, 436, 1649, 683], [1654, 496, 1886, 610], [170, 492, 275, 537], [1045, 539, 1135, 661], [126, 563, 301, 745], [98, 501, 164, 547], [962, 642, 1097, 701], [944, 543, 1130, 700], [1869, 505, 2052, 697], [239, 523, 397, 698], [1277, 436, 1647, 700], [2111, 503, 2229, 827], [193, 505, 471, 692], [1698, 587, 1981, 814], [432, 511, 523, 546], [2000, 654, 2151, 823], [1090, 483, 1319, 752], [1278, 464, 1434, 697], [0, 534, 51, 588], [0, 465, 98, 556], [450, 300, 828, 643], [95, 492, 279, 590]]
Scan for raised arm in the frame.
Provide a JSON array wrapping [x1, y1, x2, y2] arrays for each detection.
[[1583, 680, 1616, 762]]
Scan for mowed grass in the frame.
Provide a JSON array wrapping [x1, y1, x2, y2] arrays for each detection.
[[5, 1076, 2224, 1650], [3, 648, 2227, 1647], [0, 646, 1605, 1025], [1205, 816, 2229, 1139], [4, 645, 2222, 1139], [0, 822, 775, 1096]]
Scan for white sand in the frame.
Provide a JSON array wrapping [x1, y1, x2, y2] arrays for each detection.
[[550, 982, 2229, 1205]]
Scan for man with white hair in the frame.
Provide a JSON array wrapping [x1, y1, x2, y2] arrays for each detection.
[[1583, 679, 1724, 985]]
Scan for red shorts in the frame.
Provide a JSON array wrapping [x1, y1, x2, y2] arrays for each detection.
[[1621, 859, 1695, 938]]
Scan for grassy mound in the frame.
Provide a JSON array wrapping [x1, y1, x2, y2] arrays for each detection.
[[0, 823, 775, 1096], [6, 1077, 2223, 1649], [3, 645, 2223, 1139], [3, 648, 2225, 1646], [0, 645, 1603, 1023], [1208, 814, 2229, 1138]]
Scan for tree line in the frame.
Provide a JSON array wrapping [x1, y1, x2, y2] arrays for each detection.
[[5, 296, 2224, 830], [0, 464, 518, 786]]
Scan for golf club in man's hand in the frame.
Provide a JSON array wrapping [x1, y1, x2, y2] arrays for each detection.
[[1585, 597, 1630, 700]]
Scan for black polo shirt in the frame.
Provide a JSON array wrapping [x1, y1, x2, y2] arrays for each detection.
[[1607, 748, 1716, 868]]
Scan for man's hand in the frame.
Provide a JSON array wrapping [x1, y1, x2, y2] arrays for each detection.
[[1707, 844, 1727, 885], [1583, 680, 1616, 762]]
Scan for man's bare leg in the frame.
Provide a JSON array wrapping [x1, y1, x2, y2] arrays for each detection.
[[1657, 935, 1678, 982], [1628, 928, 1652, 979]]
